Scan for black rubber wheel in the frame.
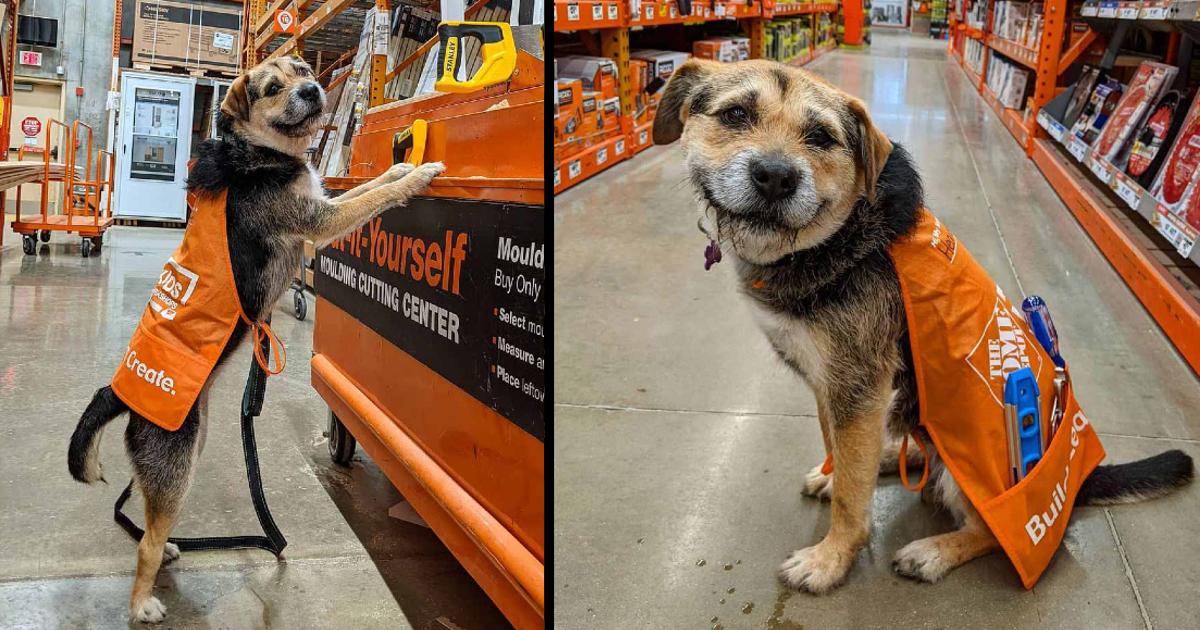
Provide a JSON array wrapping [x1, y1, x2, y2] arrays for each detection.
[[80, 238, 92, 258], [39, 230, 50, 243], [293, 290, 307, 321], [328, 412, 356, 466], [21, 235, 35, 256]]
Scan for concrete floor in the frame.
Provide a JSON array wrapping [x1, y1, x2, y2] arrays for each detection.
[[0, 223, 509, 627], [554, 32, 1200, 629]]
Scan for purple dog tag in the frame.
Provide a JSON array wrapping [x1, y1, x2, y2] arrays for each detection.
[[704, 239, 722, 270]]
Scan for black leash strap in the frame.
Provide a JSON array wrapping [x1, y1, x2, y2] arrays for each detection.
[[113, 332, 288, 556]]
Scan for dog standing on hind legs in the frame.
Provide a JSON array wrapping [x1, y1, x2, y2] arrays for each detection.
[[67, 57, 444, 623], [652, 57, 1195, 593]]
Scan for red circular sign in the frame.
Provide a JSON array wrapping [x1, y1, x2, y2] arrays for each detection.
[[20, 116, 41, 138]]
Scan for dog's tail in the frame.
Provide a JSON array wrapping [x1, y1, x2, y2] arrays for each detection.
[[68, 386, 127, 484], [1076, 450, 1194, 506]]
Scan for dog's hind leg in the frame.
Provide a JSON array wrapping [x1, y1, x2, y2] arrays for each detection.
[[892, 467, 999, 582], [124, 406, 202, 624]]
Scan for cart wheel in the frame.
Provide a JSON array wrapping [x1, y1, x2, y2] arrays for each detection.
[[91, 236, 103, 253], [80, 238, 92, 258], [21, 235, 35, 256], [39, 230, 50, 243], [328, 412, 356, 466], [293, 290, 308, 321]]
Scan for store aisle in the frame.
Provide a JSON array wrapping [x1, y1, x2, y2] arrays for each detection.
[[555, 30, 1200, 629]]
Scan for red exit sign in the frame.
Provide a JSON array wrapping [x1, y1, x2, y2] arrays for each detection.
[[19, 50, 41, 66]]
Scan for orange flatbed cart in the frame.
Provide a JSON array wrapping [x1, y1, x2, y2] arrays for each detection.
[[313, 52, 544, 629], [9, 119, 115, 257]]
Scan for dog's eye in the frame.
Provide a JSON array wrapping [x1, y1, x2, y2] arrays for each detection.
[[807, 127, 837, 149], [719, 106, 749, 127], [265, 83, 282, 97]]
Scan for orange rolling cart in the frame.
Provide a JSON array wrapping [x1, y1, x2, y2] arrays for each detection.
[[312, 35, 545, 630]]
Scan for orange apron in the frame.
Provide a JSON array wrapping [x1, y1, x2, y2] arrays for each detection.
[[111, 190, 284, 431], [884, 208, 1106, 588]]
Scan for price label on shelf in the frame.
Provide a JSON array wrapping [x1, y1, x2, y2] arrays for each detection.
[[567, 4, 580, 20], [554, 168, 561, 187], [615, 139, 626, 155], [1153, 207, 1198, 258], [593, 4, 604, 19], [1117, 4, 1139, 19], [1068, 138, 1088, 162], [639, 130, 649, 145], [669, 5, 677, 17], [716, 4, 726, 15], [1080, 3, 1099, 16], [645, 6, 654, 19], [1090, 158, 1113, 184], [1114, 177, 1141, 209], [609, 4, 619, 19], [569, 160, 582, 179], [597, 147, 608, 165]]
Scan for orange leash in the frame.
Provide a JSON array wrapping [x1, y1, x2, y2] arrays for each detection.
[[240, 313, 287, 375], [898, 431, 930, 492], [818, 429, 929, 492]]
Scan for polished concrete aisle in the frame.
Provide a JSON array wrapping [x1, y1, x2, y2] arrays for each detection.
[[555, 31, 1200, 629], [0, 225, 507, 627]]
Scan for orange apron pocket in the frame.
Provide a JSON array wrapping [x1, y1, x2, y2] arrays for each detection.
[[975, 380, 1105, 588], [112, 323, 213, 431]]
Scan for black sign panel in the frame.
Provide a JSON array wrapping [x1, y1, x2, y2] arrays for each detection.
[[315, 197, 545, 441]]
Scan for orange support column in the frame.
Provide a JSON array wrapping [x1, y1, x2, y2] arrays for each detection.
[[1028, 0, 1069, 154]]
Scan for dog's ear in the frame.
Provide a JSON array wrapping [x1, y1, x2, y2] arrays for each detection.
[[221, 74, 252, 123], [653, 60, 716, 145], [845, 96, 893, 203]]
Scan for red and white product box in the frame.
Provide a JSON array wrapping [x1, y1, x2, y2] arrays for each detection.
[[1151, 91, 1200, 231], [1092, 62, 1177, 167]]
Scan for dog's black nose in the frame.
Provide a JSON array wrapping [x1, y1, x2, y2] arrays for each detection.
[[750, 158, 799, 201], [298, 82, 321, 103]]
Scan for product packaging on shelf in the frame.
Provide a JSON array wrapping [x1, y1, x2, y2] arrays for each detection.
[[1126, 90, 1183, 185], [1062, 65, 1100, 129], [1150, 90, 1200, 231], [1092, 62, 1178, 168], [557, 56, 619, 100], [1071, 79, 1123, 146]]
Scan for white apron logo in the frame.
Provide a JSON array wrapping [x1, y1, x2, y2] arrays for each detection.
[[1024, 411, 1090, 545], [122, 349, 177, 395], [966, 286, 1042, 406], [150, 258, 199, 321]]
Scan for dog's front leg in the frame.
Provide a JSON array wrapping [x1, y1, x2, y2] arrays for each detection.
[[302, 162, 443, 242], [781, 381, 887, 593], [334, 162, 417, 202]]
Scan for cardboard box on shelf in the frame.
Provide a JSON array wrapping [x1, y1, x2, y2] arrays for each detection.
[[556, 55, 619, 100], [132, 0, 242, 74], [631, 49, 692, 82], [557, 79, 583, 115]]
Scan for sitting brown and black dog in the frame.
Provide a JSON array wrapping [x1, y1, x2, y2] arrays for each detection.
[[68, 57, 444, 622], [653, 58, 1193, 593]]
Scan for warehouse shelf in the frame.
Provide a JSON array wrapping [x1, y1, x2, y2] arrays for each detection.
[[767, 1, 840, 17], [554, 132, 630, 194], [946, 0, 1200, 374], [555, 0, 625, 30], [986, 34, 1038, 69]]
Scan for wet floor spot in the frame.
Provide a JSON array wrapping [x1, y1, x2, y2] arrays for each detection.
[[719, 598, 725, 604], [696, 559, 706, 567], [742, 602, 754, 614], [766, 588, 801, 630], [727, 587, 735, 594], [722, 563, 733, 571], [637, 537, 644, 544]]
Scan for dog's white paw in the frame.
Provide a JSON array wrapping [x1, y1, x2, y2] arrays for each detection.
[[384, 162, 416, 181], [779, 542, 853, 594], [132, 596, 167, 623], [161, 542, 180, 564], [893, 537, 951, 583], [410, 161, 445, 183], [801, 463, 833, 500]]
